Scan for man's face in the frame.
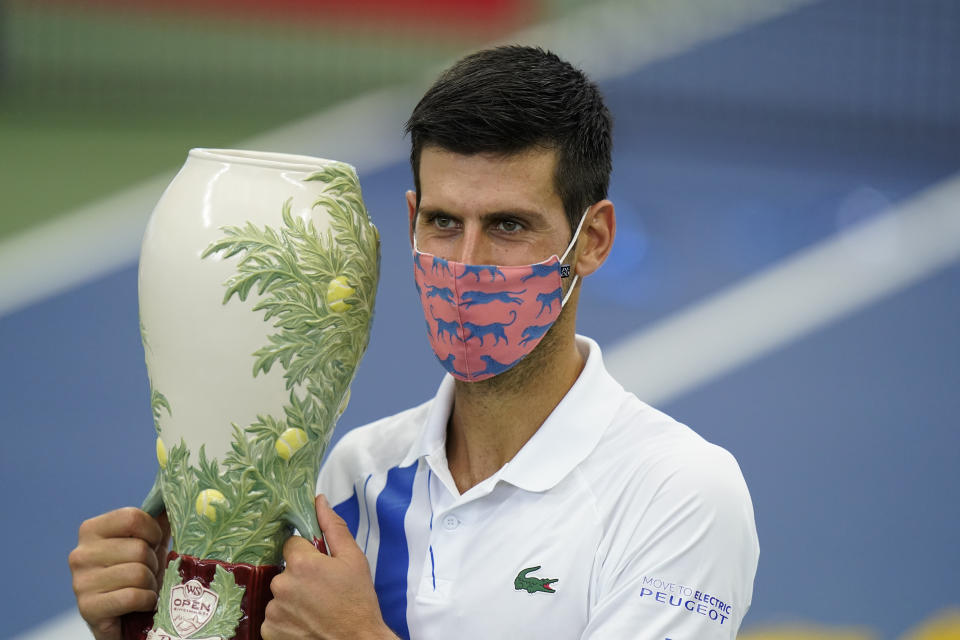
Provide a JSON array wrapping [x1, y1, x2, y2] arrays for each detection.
[[408, 146, 572, 266]]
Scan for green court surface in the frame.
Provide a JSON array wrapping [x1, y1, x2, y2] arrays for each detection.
[[0, 105, 299, 238]]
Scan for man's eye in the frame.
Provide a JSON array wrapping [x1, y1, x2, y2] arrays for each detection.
[[496, 219, 522, 233], [433, 216, 454, 229]]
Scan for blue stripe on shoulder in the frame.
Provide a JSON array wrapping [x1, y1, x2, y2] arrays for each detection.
[[333, 489, 360, 539], [374, 463, 418, 640]]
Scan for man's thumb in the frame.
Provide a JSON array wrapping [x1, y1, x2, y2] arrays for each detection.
[[314, 494, 351, 557]]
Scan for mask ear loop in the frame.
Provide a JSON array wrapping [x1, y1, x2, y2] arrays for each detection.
[[412, 212, 422, 253], [559, 207, 592, 306]]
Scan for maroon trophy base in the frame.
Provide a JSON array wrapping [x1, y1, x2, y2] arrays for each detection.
[[120, 552, 282, 640], [122, 537, 326, 640]]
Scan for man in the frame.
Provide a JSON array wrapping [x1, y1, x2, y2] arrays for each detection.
[[70, 46, 758, 639]]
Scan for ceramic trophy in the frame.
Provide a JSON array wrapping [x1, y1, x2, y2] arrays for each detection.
[[123, 149, 379, 640]]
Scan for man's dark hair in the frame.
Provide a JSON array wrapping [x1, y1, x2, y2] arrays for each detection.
[[405, 45, 613, 233]]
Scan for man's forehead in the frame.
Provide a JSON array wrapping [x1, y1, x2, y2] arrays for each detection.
[[417, 146, 561, 208]]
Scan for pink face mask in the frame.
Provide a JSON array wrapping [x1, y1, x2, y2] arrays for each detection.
[[413, 211, 588, 382]]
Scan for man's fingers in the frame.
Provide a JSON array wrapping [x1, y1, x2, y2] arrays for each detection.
[[79, 507, 165, 547], [73, 561, 159, 599], [282, 534, 320, 564], [77, 585, 159, 620], [314, 494, 356, 559], [70, 537, 160, 575]]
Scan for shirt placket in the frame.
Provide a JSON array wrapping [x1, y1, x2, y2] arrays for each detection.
[[417, 453, 498, 604]]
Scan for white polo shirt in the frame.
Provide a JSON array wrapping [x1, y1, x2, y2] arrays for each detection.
[[317, 336, 759, 639]]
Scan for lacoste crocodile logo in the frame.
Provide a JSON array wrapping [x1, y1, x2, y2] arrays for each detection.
[[514, 566, 558, 594]]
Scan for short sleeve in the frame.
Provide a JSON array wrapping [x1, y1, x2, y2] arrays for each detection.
[[316, 437, 350, 501], [582, 445, 759, 639]]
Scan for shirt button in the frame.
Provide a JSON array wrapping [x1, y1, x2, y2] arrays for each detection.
[[442, 514, 460, 530]]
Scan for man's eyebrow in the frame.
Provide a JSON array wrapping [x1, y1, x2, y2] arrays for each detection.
[[417, 207, 547, 220], [481, 209, 547, 221], [415, 207, 550, 228], [416, 207, 455, 218]]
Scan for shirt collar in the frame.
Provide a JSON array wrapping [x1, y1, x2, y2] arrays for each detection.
[[399, 373, 455, 468], [499, 335, 624, 492], [400, 335, 625, 492]]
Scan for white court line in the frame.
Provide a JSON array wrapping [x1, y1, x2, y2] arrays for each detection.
[[604, 172, 960, 404], [10, 611, 90, 640], [7, 1, 828, 637], [503, 0, 817, 79]]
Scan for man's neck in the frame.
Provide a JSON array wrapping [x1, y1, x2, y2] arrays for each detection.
[[444, 324, 585, 494]]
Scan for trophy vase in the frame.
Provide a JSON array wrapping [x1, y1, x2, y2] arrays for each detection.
[[123, 148, 379, 640]]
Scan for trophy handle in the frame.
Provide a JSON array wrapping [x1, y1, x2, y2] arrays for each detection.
[[118, 473, 166, 640], [286, 504, 328, 555], [141, 471, 164, 517]]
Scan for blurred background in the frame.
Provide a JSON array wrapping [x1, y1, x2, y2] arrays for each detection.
[[1, 0, 958, 638]]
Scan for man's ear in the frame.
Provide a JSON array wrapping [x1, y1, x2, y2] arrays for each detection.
[[574, 200, 616, 278], [406, 190, 418, 247]]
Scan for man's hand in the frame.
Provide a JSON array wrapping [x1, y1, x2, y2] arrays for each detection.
[[68, 507, 170, 640], [261, 495, 398, 640]]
